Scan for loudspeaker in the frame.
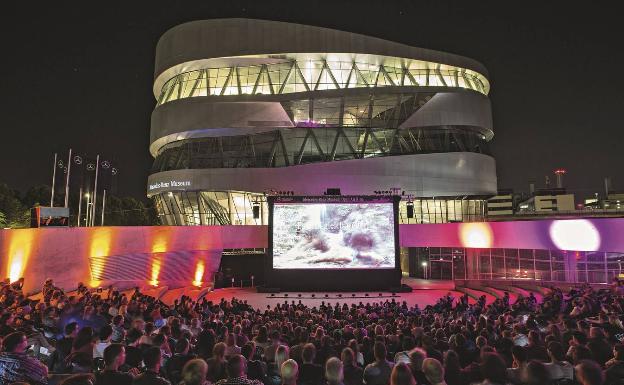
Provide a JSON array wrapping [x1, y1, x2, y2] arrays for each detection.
[[326, 188, 341, 195], [252, 205, 260, 219], [406, 203, 414, 218]]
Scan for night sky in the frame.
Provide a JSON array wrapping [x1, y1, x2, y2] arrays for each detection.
[[1, 1, 622, 201]]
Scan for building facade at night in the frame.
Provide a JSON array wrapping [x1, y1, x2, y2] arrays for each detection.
[[147, 19, 496, 226]]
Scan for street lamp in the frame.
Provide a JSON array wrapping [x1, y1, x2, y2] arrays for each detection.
[[422, 261, 428, 279]]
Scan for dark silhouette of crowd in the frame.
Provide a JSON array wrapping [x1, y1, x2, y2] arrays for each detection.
[[0, 277, 623, 385]]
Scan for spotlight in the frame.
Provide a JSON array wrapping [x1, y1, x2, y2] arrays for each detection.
[[365, 293, 369, 297], [338, 294, 342, 298], [270, 294, 275, 297], [311, 294, 315, 298], [298, 294, 302, 298], [352, 294, 356, 297], [379, 293, 382, 297], [284, 294, 288, 297], [324, 294, 329, 298]]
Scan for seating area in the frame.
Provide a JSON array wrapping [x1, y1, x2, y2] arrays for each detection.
[[0, 277, 622, 385]]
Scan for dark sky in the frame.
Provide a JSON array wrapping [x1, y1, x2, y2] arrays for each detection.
[[1, 1, 622, 201]]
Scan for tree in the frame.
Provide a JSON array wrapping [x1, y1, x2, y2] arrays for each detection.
[[0, 184, 29, 228]]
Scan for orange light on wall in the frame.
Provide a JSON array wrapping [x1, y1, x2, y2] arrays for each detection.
[[459, 222, 493, 248], [193, 260, 205, 287], [151, 232, 169, 253], [7, 230, 35, 283], [88, 228, 113, 287], [150, 257, 161, 286]]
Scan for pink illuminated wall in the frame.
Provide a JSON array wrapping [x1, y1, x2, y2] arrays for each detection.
[[1, 217, 623, 293]]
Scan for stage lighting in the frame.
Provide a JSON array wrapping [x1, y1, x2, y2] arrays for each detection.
[[284, 294, 288, 297], [324, 294, 329, 298], [270, 294, 275, 297], [365, 293, 369, 297], [379, 293, 382, 297], [352, 294, 356, 297], [338, 294, 342, 298], [298, 294, 302, 298], [311, 294, 315, 298]]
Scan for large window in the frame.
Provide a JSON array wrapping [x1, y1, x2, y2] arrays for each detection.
[[156, 58, 489, 106]]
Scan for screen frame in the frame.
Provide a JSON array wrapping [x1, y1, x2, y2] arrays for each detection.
[[266, 195, 401, 291]]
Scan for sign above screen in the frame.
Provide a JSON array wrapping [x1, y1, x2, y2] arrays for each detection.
[[272, 196, 397, 269]]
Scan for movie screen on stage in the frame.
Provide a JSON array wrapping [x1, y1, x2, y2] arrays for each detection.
[[271, 196, 398, 269]]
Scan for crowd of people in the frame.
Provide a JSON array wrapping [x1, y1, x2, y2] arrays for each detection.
[[0, 277, 623, 385]]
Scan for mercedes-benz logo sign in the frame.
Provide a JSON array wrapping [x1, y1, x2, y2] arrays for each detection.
[[57, 160, 64, 168], [111, 167, 118, 175], [101, 160, 111, 169], [86, 163, 95, 171], [74, 155, 83, 165]]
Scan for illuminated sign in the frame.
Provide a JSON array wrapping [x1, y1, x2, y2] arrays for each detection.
[[148, 180, 191, 191]]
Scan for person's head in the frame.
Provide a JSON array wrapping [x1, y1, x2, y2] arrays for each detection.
[[213, 341, 227, 359], [443, 350, 461, 372], [143, 346, 162, 371], [391, 362, 416, 385], [176, 338, 190, 355], [572, 345, 593, 364], [226, 332, 237, 347], [65, 322, 79, 337], [126, 328, 142, 347], [341, 347, 355, 366], [573, 331, 588, 346], [226, 354, 247, 378], [525, 360, 549, 385], [103, 343, 126, 368], [511, 345, 528, 365], [181, 358, 208, 385], [589, 327, 605, 340], [408, 347, 427, 371], [276, 345, 290, 369], [281, 359, 299, 385], [242, 341, 256, 361], [73, 326, 95, 350], [480, 353, 508, 384], [113, 315, 124, 326], [2, 332, 28, 353], [99, 324, 113, 342], [302, 343, 316, 363], [547, 341, 566, 362], [575, 359, 605, 385], [475, 335, 488, 349], [325, 357, 344, 385], [422, 358, 444, 384], [374, 341, 387, 362]]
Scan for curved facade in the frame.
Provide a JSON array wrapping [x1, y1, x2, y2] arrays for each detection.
[[148, 19, 497, 225]]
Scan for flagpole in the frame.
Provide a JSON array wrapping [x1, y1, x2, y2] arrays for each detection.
[[64, 149, 72, 208], [50, 153, 57, 207], [77, 187, 83, 227], [91, 154, 100, 227], [101, 189, 106, 226]]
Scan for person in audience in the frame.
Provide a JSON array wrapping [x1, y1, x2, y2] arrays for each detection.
[[206, 342, 228, 382], [243, 341, 267, 382], [326, 357, 345, 385], [363, 342, 394, 385], [605, 343, 624, 385], [132, 346, 171, 385], [342, 347, 363, 385], [588, 327, 613, 367], [575, 359, 605, 385], [49, 321, 79, 373], [475, 353, 508, 385], [215, 354, 264, 385], [59, 373, 96, 385], [544, 341, 574, 381], [225, 332, 242, 357], [299, 343, 324, 385], [506, 345, 528, 385], [94, 324, 113, 358], [422, 358, 446, 385], [281, 359, 299, 385], [390, 362, 416, 385], [524, 360, 550, 385], [166, 338, 197, 384], [0, 331, 49, 385], [96, 343, 138, 385], [407, 347, 429, 385], [179, 358, 209, 385]]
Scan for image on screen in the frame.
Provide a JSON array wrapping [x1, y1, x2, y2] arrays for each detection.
[[272, 202, 396, 269]]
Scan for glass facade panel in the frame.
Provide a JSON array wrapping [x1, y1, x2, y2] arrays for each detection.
[[155, 57, 489, 106]]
